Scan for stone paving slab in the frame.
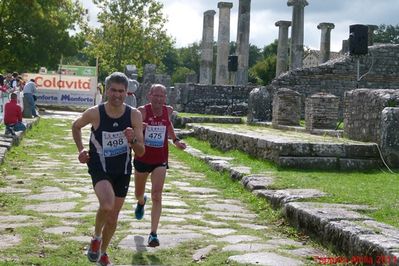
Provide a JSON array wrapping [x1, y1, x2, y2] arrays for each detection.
[[118, 233, 204, 252], [24, 201, 77, 212], [255, 188, 327, 208], [228, 252, 304, 266]]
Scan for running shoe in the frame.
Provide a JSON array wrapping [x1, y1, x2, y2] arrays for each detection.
[[148, 232, 160, 247], [135, 195, 147, 220], [87, 238, 101, 262], [97, 253, 113, 266]]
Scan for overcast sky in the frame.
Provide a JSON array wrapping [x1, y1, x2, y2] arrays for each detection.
[[82, 0, 399, 52]]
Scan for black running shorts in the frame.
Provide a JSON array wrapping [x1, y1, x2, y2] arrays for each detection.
[[88, 169, 131, 197], [133, 159, 168, 173]]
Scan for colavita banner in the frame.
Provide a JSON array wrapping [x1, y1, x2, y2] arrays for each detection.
[[22, 73, 97, 107]]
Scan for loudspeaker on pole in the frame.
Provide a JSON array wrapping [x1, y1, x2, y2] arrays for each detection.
[[228, 55, 238, 72], [349, 24, 368, 56]]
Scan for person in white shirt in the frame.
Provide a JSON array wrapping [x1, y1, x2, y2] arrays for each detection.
[[23, 79, 38, 117]]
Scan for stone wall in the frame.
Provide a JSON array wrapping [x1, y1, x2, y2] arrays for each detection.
[[272, 88, 301, 126], [344, 89, 399, 142], [170, 83, 254, 115], [305, 93, 339, 130], [380, 107, 399, 168], [271, 44, 399, 117]]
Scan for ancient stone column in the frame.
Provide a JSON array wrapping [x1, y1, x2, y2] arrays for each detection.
[[235, 0, 251, 85], [199, 10, 216, 85], [216, 2, 233, 85], [287, 0, 308, 70], [341, 39, 349, 54], [275, 20, 291, 77], [367, 24, 378, 46], [317, 22, 335, 64]]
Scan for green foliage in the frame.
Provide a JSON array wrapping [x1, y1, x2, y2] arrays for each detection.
[[171, 67, 195, 84], [0, 0, 88, 73], [249, 55, 276, 85], [387, 99, 397, 107], [248, 40, 278, 85], [85, 0, 173, 80], [262, 39, 278, 58], [374, 24, 399, 44]]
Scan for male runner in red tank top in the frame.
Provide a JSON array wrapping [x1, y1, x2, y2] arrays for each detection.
[[133, 84, 186, 247]]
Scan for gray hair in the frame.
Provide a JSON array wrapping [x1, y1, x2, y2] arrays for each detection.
[[149, 84, 167, 95], [105, 72, 129, 90]]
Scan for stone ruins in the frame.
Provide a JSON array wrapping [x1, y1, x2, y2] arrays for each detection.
[[133, 0, 399, 171]]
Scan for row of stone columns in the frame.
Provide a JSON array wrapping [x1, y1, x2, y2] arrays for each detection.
[[200, 0, 251, 86], [200, 0, 378, 84]]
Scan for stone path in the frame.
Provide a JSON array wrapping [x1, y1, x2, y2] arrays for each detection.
[[0, 111, 334, 265]]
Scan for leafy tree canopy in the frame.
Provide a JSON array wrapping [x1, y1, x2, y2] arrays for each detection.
[[85, 0, 173, 80], [0, 0, 87, 73], [374, 24, 399, 44]]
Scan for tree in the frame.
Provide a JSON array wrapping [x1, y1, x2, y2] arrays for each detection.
[[374, 24, 399, 44], [248, 40, 278, 85], [249, 55, 276, 85], [171, 66, 195, 84], [86, 0, 172, 80], [0, 0, 87, 73]]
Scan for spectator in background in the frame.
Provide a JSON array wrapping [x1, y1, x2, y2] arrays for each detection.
[[0, 75, 7, 92], [23, 79, 39, 117], [4, 92, 26, 135], [10, 72, 19, 91]]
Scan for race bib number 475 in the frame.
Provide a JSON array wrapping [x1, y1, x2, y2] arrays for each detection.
[[145, 125, 166, 148], [102, 131, 128, 157]]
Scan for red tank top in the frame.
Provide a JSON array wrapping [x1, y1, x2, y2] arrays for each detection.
[[135, 104, 171, 164]]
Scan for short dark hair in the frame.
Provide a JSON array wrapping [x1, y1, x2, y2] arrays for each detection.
[[30, 79, 35, 82], [12, 72, 18, 78], [105, 72, 128, 90], [10, 92, 17, 99]]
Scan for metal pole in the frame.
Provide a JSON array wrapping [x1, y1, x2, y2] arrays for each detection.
[[356, 58, 360, 88]]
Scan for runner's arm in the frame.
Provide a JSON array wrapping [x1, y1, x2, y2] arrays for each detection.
[[129, 108, 145, 156], [72, 107, 97, 163], [166, 106, 186, 150]]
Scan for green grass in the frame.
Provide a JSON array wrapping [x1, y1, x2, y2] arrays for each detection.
[[183, 137, 399, 228]]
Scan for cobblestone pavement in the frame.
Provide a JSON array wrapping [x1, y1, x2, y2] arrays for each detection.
[[0, 111, 333, 265]]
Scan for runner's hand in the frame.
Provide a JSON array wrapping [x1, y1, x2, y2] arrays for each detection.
[[124, 127, 135, 146], [78, 149, 90, 163], [174, 140, 187, 150]]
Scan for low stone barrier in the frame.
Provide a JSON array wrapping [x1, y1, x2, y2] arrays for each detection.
[[190, 124, 381, 170], [0, 118, 39, 164], [171, 115, 242, 128]]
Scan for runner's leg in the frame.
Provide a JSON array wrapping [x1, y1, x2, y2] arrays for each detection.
[[150, 166, 166, 233]]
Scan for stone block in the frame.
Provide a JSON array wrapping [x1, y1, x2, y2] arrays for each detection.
[[380, 107, 399, 168]]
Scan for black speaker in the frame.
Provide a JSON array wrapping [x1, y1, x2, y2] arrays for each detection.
[[349, 24, 368, 55], [228, 55, 238, 72]]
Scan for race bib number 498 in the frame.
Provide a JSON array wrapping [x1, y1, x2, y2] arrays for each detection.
[[102, 131, 128, 157], [145, 125, 166, 148]]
